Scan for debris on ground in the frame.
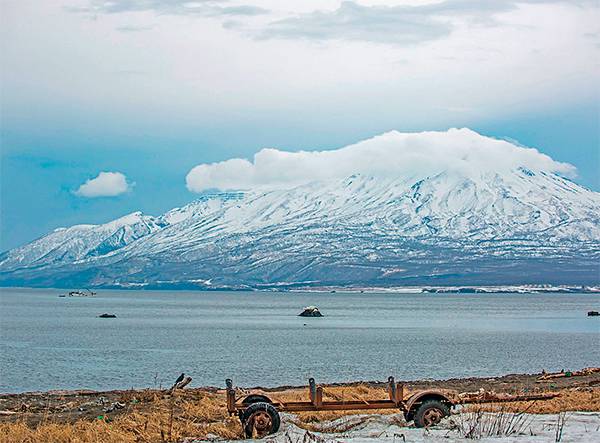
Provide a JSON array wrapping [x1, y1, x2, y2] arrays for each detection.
[[537, 367, 600, 382], [458, 389, 559, 403]]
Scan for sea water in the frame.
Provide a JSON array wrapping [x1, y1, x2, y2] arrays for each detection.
[[0, 288, 598, 392]]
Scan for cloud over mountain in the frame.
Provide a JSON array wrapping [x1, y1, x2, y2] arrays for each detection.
[[186, 128, 576, 192], [75, 172, 132, 197]]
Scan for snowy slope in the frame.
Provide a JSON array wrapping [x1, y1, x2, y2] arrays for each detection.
[[1, 130, 599, 288], [0, 212, 165, 270]]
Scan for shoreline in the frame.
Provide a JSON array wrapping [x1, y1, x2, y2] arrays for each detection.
[[2, 284, 599, 293], [2, 366, 599, 397], [2, 368, 598, 419], [1, 368, 599, 441]]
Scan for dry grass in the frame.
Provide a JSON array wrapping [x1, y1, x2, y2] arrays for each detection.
[[1, 386, 598, 443], [0, 421, 136, 443], [465, 388, 600, 414], [0, 391, 241, 443]]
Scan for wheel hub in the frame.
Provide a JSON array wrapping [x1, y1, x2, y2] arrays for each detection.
[[250, 410, 272, 436], [423, 407, 444, 427]]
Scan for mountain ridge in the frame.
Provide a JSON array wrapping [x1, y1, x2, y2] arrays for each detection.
[[2, 129, 599, 288]]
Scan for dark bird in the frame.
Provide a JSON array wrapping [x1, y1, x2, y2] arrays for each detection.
[[174, 373, 185, 385]]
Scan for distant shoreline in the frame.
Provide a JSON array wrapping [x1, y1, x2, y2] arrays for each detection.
[[2, 284, 599, 294]]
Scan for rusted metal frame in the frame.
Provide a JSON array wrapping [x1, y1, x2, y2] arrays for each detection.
[[308, 377, 324, 407], [272, 400, 402, 412], [387, 376, 404, 405], [226, 379, 236, 414], [227, 378, 452, 415], [227, 376, 561, 419], [232, 399, 401, 413]]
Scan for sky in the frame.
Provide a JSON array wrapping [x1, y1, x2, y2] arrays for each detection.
[[1, 0, 599, 251]]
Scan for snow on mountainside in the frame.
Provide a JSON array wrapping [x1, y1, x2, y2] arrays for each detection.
[[0, 212, 165, 270], [1, 129, 599, 288]]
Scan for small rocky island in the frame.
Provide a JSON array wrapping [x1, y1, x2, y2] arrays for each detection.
[[299, 306, 323, 317]]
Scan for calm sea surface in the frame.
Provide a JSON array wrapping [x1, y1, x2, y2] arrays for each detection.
[[0, 288, 598, 393]]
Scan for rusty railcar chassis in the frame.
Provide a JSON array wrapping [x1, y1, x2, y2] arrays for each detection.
[[226, 377, 456, 438]]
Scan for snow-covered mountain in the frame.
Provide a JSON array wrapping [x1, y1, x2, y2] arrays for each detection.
[[2, 129, 599, 288]]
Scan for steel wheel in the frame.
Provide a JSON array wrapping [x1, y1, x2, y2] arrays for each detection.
[[413, 399, 450, 428]]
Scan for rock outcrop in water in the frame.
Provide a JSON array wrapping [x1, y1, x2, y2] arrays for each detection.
[[299, 306, 323, 317]]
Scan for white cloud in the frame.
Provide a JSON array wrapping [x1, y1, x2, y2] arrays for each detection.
[[186, 128, 576, 192], [74, 172, 132, 197]]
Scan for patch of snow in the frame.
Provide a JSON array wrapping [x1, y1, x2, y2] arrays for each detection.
[[217, 412, 599, 442]]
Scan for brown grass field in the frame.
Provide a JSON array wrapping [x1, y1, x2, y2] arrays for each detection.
[[1, 370, 599, 443]]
